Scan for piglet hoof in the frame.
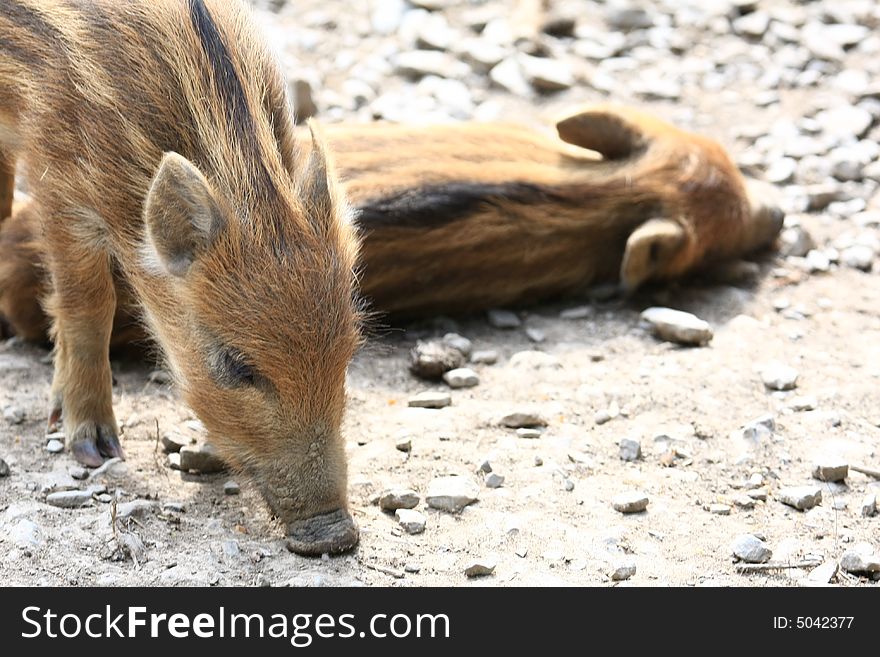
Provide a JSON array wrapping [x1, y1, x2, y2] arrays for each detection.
[[69, 422, 125, 467], [96, 425, 125, 459], [285, 509, 359, 556]]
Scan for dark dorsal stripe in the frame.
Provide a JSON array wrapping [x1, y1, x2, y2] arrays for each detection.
[[186, 0, 275, 194], [356, 182, 584, 229], [1, 1, 59, 40], [0, 2, 68, 69]]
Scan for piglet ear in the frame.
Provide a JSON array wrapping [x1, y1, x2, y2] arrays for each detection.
[[144, 152, 225, 277], [555, 106, 654, 160], [620, 218, 687, 291], [296, 120, 340, 226]]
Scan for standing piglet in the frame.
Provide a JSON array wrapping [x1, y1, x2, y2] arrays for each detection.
[[0, 0, 362, 555]]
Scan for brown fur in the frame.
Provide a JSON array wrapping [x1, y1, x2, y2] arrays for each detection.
[[1, 105, 784, 334], [1, 0, 361, 554], [323, 106, 782, 316]]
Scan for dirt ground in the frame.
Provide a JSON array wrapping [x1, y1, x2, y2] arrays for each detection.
[[1, 0, 879, 586]]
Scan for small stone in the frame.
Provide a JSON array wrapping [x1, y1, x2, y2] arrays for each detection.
[[162, 502, 185, 513], [542, 14, 576, 37], [518, 54, 574, 92], [559, 305, 592, 320], [404, 563, 421, 574], [839, 547, 880, 575], [815, 105, 873, 140], [804, 249, 831, 273], [485, 472, 504, 488], [379, 488, 420, 511], [470, 350, 498, 365], [499, 410, 547, 428], [183, 419, 205, 433], [594, 410, 612, 425], [223, 480, 241, 496], [524, 327, 546, 343], [619, 438, 641, 462], [747, 487, 769, 501], [562, 478, 575, 492], [640, 307, 713, 346], [610, 561, 637, 581], [479, 460, 492, 474], [765, 157, 797, 184], [161, 432, 193, 453], [3, 405, 24, 424], [612, 491, 649, 514], [459, 38, 507, 71], [841, 245, 874, 271], [395, 508, 427, 535], [487, 308, 521, 329], [634, 78, 682, 102], [761, 362, 798, 391], [414, 13, 457, 51], [167, 452, 182, 470], [708, 504, 732, 516], [46, 490, 93, 508], [46, 439, 64, 454], [489, 58, 532, 96], [812, 460, 848, 483], [807, 561, 838, 584], [732, 534, 772, 563], [734, 495, 756, 510], [115, 499, 155, 519], [371, 0, 406, 35], [222, 540, 240, 558], [442, 333, 472, 357], [534, 456, 543, 466], [395, 436, 412, 452], [509, 350, 560, 369], [67, 466, 88, 480], [425, 476, 479, 513], [778, 485, 822, 511], [443, 367, 479, 389], [780, 225, 816, 257], [741, 414, 775, 441], [788, 396, 817, 412], [464, 559, 496, 578], [606, 7, 652, 31], [11, 519, 42, 547], [732, 10, 770, 38], [860, 493, 877, 518], [831, 157, 865, 182], [408, 391, 452, 409], [395, 50, 470, 79], [0, 458, 9, 477], [516, 427, 542, 439], [410, 340, 466, 379], [178, 442, 226, 473]]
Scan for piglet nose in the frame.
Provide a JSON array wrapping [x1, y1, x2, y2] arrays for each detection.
[[285, 508, 359, 556], [768, 205, 785, 231]]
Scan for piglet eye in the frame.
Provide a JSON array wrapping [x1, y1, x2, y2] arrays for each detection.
[[211, 346, 260, 388]]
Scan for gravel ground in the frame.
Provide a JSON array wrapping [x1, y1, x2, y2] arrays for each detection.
[[1, 0, 879, 587]]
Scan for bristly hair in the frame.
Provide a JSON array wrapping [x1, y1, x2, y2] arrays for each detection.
[[186, 0, 276, 196]]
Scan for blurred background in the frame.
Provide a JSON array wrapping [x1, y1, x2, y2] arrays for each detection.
[[248, 0, 880, 263]]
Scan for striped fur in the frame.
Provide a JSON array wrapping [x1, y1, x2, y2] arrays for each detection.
[[1, 106, 784, 332], [0, 0, 361, 555]]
